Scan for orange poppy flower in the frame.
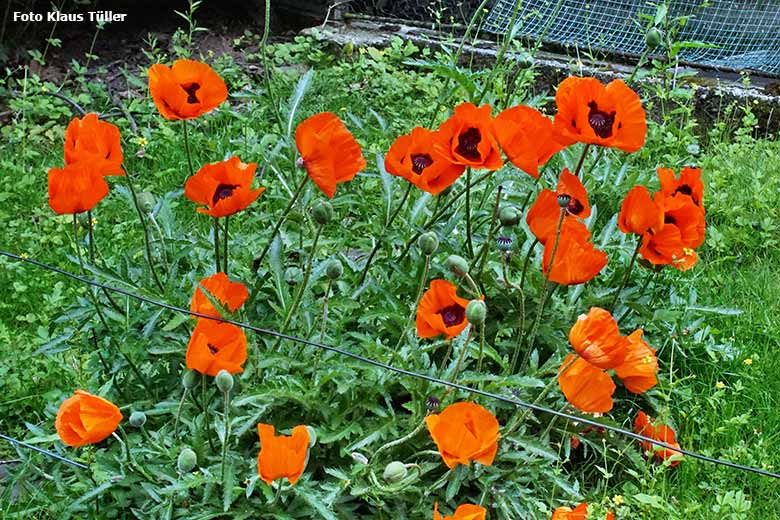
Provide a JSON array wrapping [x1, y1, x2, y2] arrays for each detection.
[[55, 389, 123, 447], [542, 219, 608, 286], [634, 411, 682, 466], [554, 77, 646, 152], [184, 157, 264, 217], [494, 105, 565, 178], [148, 59, 228, 120], [569, 307, 629, 369], [615, 330, 658, 393], [257, 423, 310, 485], [190, 272, 249, 318], [551, 503, 614, 520], [657, 166, 704, 207], [185, 318, 247, 376], [435, 102, 503, 170], [385, 127, 466, 195], [618, 185, 664, 236], [558, 355, 616, 413], [295, 112, 367, 198], [434, 503, 487, 520], [663, 195, 706, 250], [416, 280, 472, 340], [64, 113, 124, 176], [526, 169, 590, 244], [48, 161, 110, 215], [425, 401, 500, 469], [638, 221, 698, 271]]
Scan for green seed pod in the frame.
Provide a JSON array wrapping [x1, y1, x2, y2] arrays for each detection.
[[182, 369, 199, 390], [177, 447, 198, 473], [466, 299, 487, 325], [645, 27, 663, 48], [557, 194, 571, 208], [417, 232, 439, 256], [382, 461, 408, 483], [326, 259, 344, 280], [445, 254, 469, 277], [137, 191, 156, 213], [215, 369, 234, 393], [128, 411, 147, 428], [311, 200, 334, 226], [498, 206, 521, 227], [305, 425, 318, 448]]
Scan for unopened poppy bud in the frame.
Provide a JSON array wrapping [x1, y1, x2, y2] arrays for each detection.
[[557, 194, 571, 208], [215, 369, 234, 393], [177, 447, 198, 473], [305, 425, 318, 447], [466, 300, 487, 325], [498, 206, 521, 226], [326, 259, 343, 280], [128, 411, 147, 428], [417, 232, 439, 255], [351, 452, 369, 465], [382, 461, 408, 483], [645, 27, 663, 48], [182, 369, 199, 390], [445, 254, 469, 277], [137, 191, 156, 213], [311, 200, 334, 225]]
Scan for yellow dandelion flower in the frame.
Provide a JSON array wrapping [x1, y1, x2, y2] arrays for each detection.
[[715, 381, 726, 389]]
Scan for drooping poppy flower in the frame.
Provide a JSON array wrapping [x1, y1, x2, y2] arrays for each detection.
[[569, 307, 629, 369], [434, 502, 487, 520], [48, 161, 110, 215], [638, 218, 698, 271], [295, 112, 367, 198], [615, 330, 658, 393], [554, 76, 646, 152], [551, 503, 614, 520], [416, 280, 472, 340], [494, 105, 566, 178], [634, 411, 683, 466], [558, 354, 616, 413], [526, 169, 590, 244], [190, 272, 249, 318], [185, 319, 247, 376], [385, 127, 466, 195], [148, 59, 228, 120], [55, 390, 123, 447], [435, 102, 503, 170], [257, 423, 310, 485], [618, 185, 664, 236], [64, 113, 124, 176], [657, 166, 704, 207], [542, 219, 608, 286], [425, 401, 500, 469], [184, 157, 264, 217]]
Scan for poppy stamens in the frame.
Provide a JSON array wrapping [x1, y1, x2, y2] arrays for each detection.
[[410, 153, 434, 175], [437, 303, 465, 327], [212, 183, 239, 205], [455, 127, 482, 160], [207, 343, 219, 355], [182, 82, 202, 104], [675, 184, 693, 196], [587, 101, 616, 138]]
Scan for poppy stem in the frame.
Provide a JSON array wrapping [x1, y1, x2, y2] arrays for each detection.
[[609, 238, 643, 314], [181, 120, 195, 178], [200, 376, 217, 452], [220, 389, 231, 485], [173, 388, 188, 436], [213, 218, 222, 274], [448, 328, 474, 389], [371, 418, 426, 462], [505, 257, 526, 376], [518, 238, 539, 290], [472, 186, 503, 278], [251, 175, 308, 273], [223, 216, 230, 275], [573, 144, 591, 177], [390, 253, 431, 365], [124, 171, 166, 293], [513, 355, 579, 429], [269, 482, 284, 507], [465, 168, 475, 257], [319, 278, 333, 342], [84, 212, 122, 312], [476, 325, 486, 374]]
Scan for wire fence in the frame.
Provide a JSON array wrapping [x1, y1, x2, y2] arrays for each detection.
[[484, 0, 780, 77], [1, 250, 779, 479]]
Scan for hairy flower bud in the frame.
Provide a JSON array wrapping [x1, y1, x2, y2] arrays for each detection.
[[645, 27, 663, 48], [382, 461, 408, 483], [182, 369, 199, 390], [137, 191, 156, 213], [129, 411, 147, 428], [417, 232, 439, 256], [445, 254, 469, 277], [311, 200, 334, 225], [466, 300, 487, 325], [215, 369, 234, 393], [498, 206, 521, 226], [177, 447, 198, 473], [326, 259, 343, 280]]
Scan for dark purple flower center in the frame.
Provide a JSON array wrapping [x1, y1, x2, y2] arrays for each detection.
[[455, 127, 482, 160], [182, 82, 201, 104], [567, 198, 585, 215], [410, 153, 434, 175], [437, 303, 465, 327], [212, 184, 239, 205], [676, 185, 693, 196], [207, 343, 219, 355], [587, 101, 616, 138], [664, 215, 677, 225]]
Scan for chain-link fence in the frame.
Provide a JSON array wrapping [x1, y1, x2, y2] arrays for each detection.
[[349, 0, 488, 24]]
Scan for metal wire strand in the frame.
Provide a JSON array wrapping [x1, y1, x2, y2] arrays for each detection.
[[0, 433, 88, 469], [1, 250, 778, 479]]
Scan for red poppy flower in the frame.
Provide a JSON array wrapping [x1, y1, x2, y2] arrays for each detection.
[[416, 280, 472, 340], [638, 219, 699, 271], [618, 185, 664, 236], [569, 307, 629, 369], [185, 319, 247, 376], [148, 59, 228, 120], [634, 411, 682, 466], [295, 112, 367, 198], [184, 157, 264, 217], [190, 272, 249, 318], [554, 77, 646, 152], [551, 503, 614, 520], [663, 194, 706, 250], [558, 354, 616, 413], [542, 219, 608, 286], [526, 169, 590, 244], [55, 390, 123, 447], [658, 166, 703, 207], [494, 105, 565, 178], [434, 503, 487, 520], [48, 161, 110, 215], [435, 102, 503, 170], [425, 401, 500, 469], [615, 330, 658, 393], [385, 127, 466, 195], [64, 113, 124, 176], [257, 423, 310, 485]]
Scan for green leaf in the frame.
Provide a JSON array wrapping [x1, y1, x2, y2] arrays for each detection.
[[287, 68, 315, 138]]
